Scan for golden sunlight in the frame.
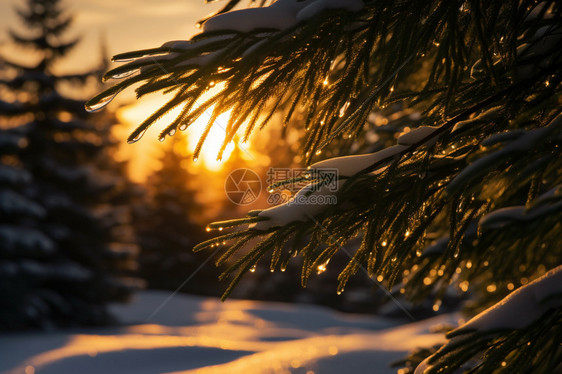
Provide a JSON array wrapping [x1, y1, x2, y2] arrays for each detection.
[[189, 109, 235, 171], [116, 94, 236, 180]]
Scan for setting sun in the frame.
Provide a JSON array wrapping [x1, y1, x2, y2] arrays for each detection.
[[117, 93, 237, 179], [188, 109, 236, 171]]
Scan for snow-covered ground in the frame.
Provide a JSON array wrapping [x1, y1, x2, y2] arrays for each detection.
[[0, 291, 453, 374]]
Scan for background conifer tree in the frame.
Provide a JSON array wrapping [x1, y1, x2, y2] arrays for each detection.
[[134, 135, 223, 295], [0, 0, 138, 329], [90, 0, 561, 372]]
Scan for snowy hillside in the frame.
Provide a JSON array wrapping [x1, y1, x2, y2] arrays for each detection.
[[0, 291, 452, 374]]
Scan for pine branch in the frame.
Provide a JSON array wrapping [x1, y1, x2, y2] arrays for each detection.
[[89, 3, 562, 370], [89, 1, 562, 162]]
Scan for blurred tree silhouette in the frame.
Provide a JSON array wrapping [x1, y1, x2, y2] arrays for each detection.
[[0, 0, 139, 330], [135, 135, 223, 296]]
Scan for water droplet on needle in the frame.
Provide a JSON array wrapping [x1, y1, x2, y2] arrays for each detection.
[[110, 70, 136, 80], [85, 89, 122, 112], [127, 129, 147, 144]]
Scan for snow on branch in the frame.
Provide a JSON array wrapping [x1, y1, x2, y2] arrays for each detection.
[[452, 265, 561, 334], [415, 265, 562, 374], [253, 125, 443, 230], [251, 181, 341, 230], [203, 0, 364, 33], [447, 113, 562, 194]]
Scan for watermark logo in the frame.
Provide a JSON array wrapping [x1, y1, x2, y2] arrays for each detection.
[[266, 190, 338, 206], [225, 167, 339, 206], [266, 168, 339, 192], [224, 168, 262, 205]]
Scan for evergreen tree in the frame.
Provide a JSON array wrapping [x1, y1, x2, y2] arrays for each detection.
[[90, 0, 561, 372], [0, 0, 138, 329], [0, 120, 56, 329], [135, 135, 223, 295]]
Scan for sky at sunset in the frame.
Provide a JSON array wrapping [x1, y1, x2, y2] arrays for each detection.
[[0, 0, 236, 181], [1, 0, 221, 75]]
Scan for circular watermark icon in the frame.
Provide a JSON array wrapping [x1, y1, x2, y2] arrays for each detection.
[[225, 168, 262, 205]]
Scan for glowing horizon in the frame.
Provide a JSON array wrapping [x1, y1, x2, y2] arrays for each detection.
[[117, 94, 241, 181]]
